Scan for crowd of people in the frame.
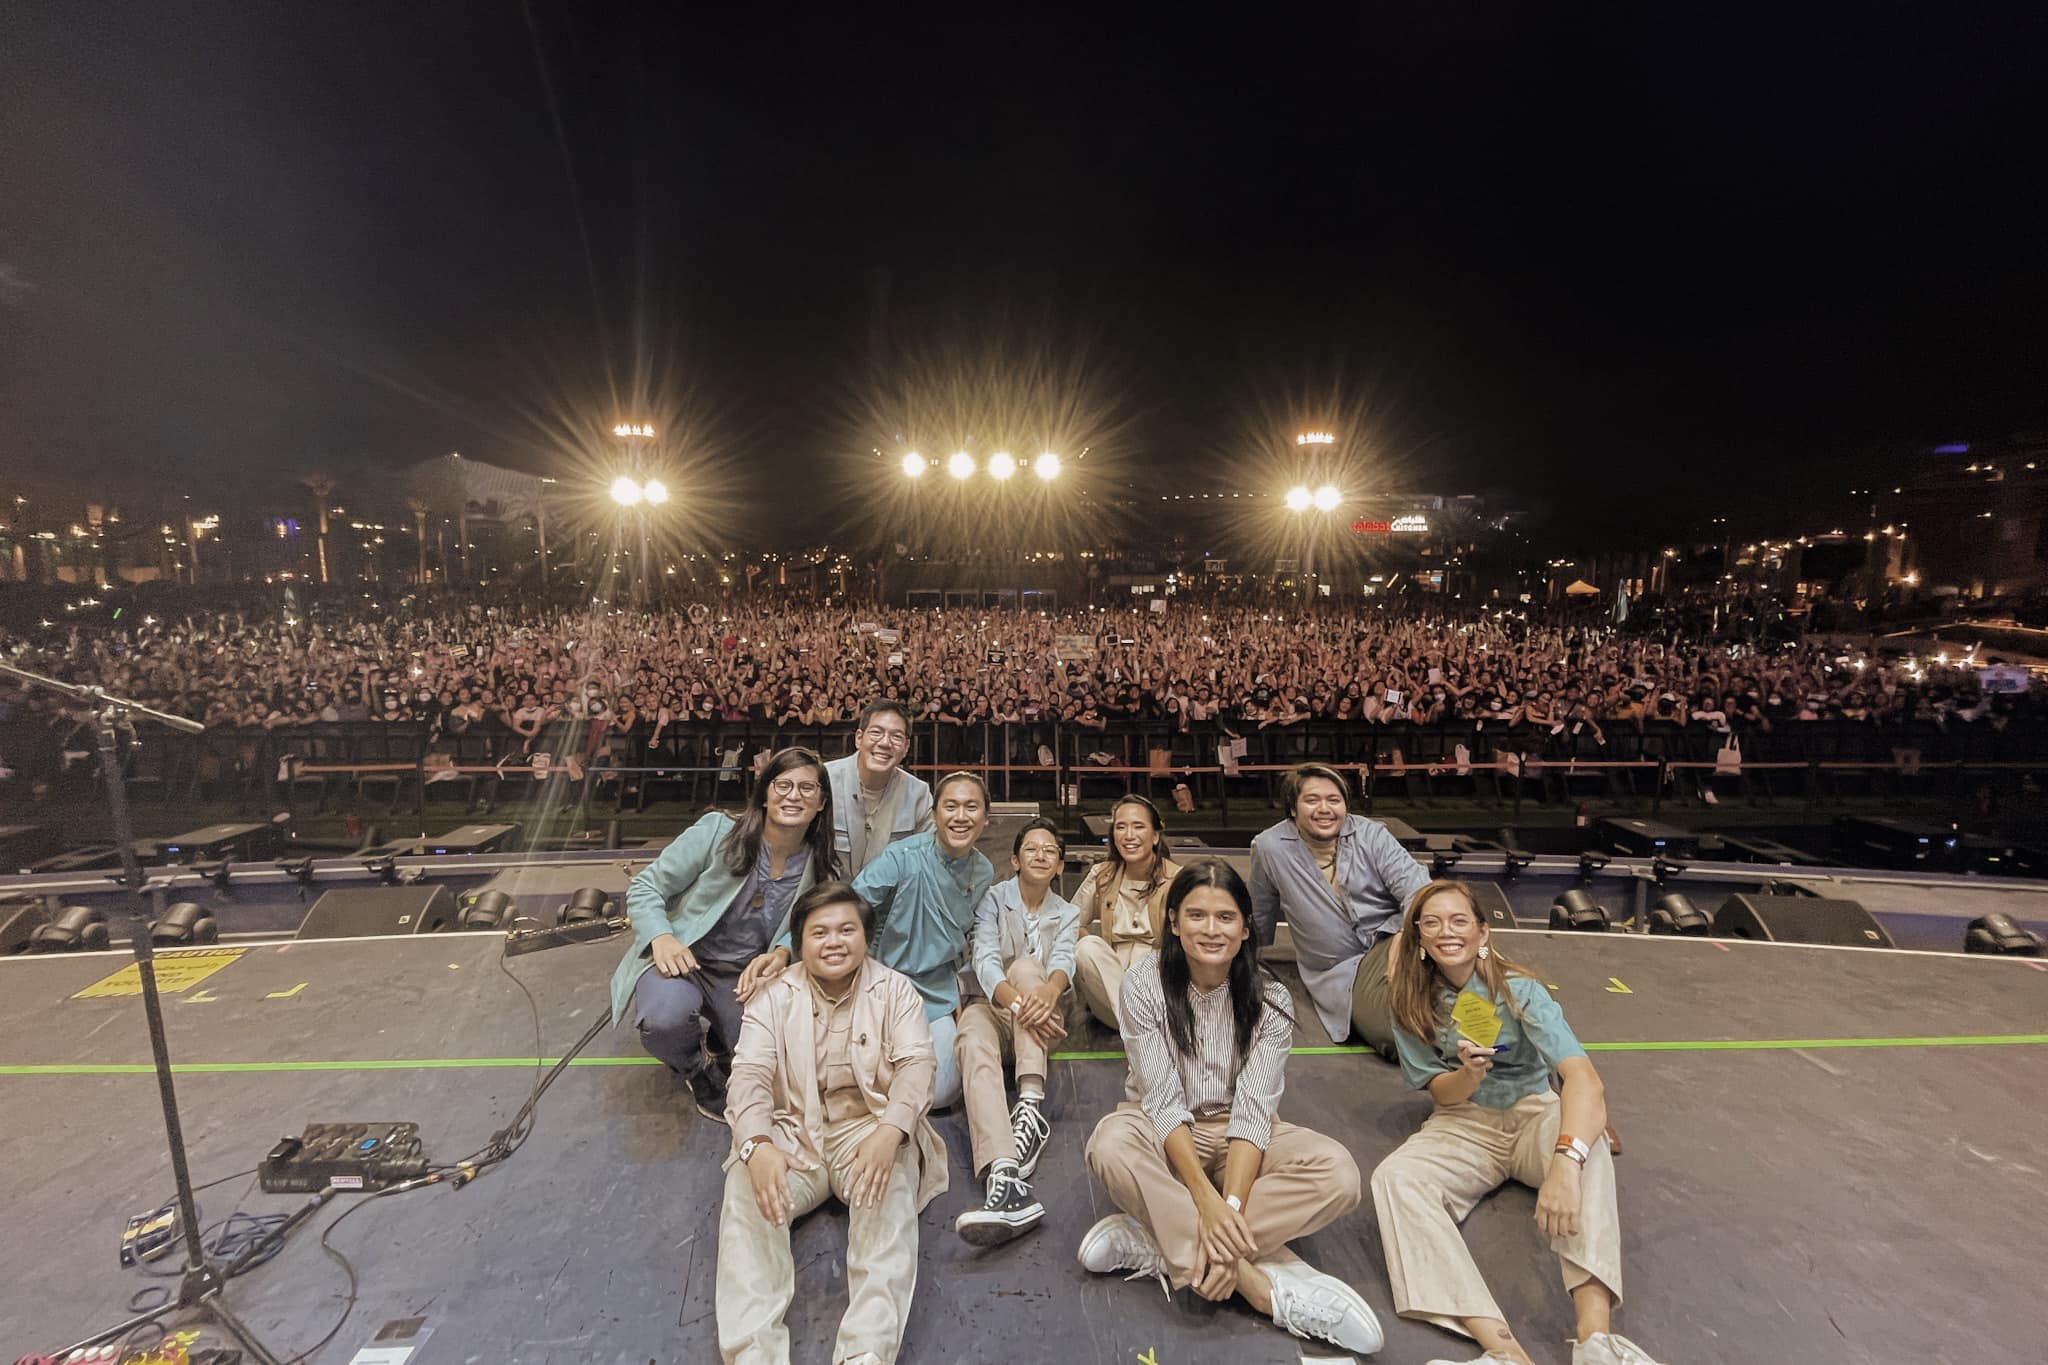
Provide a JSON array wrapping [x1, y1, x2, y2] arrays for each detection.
[[0, 595, 2029, 753], [615, 713, 1671, 1365]]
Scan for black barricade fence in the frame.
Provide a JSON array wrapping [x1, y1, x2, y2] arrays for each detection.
[[72, 713, 2048, 815]]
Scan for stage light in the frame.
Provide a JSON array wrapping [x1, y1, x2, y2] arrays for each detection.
[[987, 451, 1017, 481], [151, 902, 219, 946], [609, 476, 644, 507], [641, 479, 670, 506], [459, 890, 517, 931], [1285, 486, 1313, 513], [29, 905, 110, 952], [901, 451, 927, 478], [560, 887, 613, 926], [1647, 892, 1710, 936], [1034, 452, 1061, 481], [1296, 431, 1336, 446], [947, 452, 976, 481], [613, 422, 655, 438], [1313, 484, 1342, 512], [1549, 889, 1610, 932], [1965, 912, 2043, 956]]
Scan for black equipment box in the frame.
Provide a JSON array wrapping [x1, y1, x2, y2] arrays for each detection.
[[399, 823, 521, 856], [1597, 818, 1699, 859], [155, 821, 285, 864], [296, 884, 456, 939], [1832, 816, 1955, 870], [260, 1122, 431, 1192]]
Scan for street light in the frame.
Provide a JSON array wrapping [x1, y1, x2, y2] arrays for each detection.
[[987, 451, 1017, 481], [1033, 452, 1062, 481], [947, 452, 976, 481], [901, 451, 928, 478]]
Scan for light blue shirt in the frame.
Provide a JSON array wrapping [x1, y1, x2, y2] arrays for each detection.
[[839, 830, 993, 1020], [1248, 814, 1430, 1042], [969, 876, 1082, 1000], [1395, 974, 1588, 1109]]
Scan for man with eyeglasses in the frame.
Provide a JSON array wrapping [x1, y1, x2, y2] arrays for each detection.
[[826, 699, 934, 878], [1248, 762, 1429, 1063]]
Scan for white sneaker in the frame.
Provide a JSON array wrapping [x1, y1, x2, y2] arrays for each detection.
[[1076, 1213, 1170, 1296], [1574, 1332, 1670, 1365], [1259, 1256, 1384, 1355]]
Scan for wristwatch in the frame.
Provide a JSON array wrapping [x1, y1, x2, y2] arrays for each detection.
[[738, 1137, 765, 1164]]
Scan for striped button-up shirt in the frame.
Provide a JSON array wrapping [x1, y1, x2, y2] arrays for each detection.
[[1119, 953, 1294, 1150]]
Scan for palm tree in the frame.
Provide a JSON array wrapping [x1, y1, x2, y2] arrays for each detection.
[[302, 473, 336, 584]]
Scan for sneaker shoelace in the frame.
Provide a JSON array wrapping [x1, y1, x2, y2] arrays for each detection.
[[1276, 1285, 1350, 1345], [1011, 1102, 1049, 1147], [985, 1171, 1029, 1208]]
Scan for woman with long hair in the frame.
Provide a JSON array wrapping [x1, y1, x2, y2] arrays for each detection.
[[607, 747, 837, 1123], [1071, 794, 1185, 1029], [1079, 861, 1381, 1357], [1371, 881, 1667, 1365], [717, 881, 949, 1365]]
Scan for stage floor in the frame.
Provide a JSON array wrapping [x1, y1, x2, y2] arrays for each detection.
[[2, 929, 2044, 1364]]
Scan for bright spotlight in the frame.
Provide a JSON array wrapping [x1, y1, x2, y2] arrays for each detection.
[[901, 451, 928, 478], [1033, 452, 1062, 481], [641, 479, 670, 506], [1285, 485, 1313, 513], [1313, 484, 1342, 511], [609, 476, 644, 507], [947, 452, 976, 481], [987, 451, 1017, 481]]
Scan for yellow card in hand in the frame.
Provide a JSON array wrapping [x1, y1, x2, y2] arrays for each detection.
[[1451, 988, 1503, 1048]]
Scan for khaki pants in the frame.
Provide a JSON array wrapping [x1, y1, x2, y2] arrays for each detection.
[[1348, 934, 1400, 1061], [717, 1114, 921, 1365], [955, 957, 1051, 1176], [1085, 1106, 1362, 1290], [1370, 1091, 1623, 1337], [1073, 936, 1150, 1030]]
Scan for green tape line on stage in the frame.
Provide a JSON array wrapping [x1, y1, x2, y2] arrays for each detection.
[[5, 1033, 2048, 1076]]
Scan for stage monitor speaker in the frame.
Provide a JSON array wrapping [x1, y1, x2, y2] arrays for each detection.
[[1464, 882, 1516, 929], [0, 899, 52, 955], [295, 885, 457, 940], [1713, 893, 1894, 949]]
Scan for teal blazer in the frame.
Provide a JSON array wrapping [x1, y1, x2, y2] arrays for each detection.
[[607, 811, 819, 1024]]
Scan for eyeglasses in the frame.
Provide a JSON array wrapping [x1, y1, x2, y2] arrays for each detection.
[[768, 778, 822, 799], [861, 727, 907, 748]]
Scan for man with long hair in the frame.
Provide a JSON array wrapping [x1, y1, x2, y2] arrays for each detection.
[[1373, 881, 1664, 1365], [1249, 762, 1429, 1060], [827, 699, 933, 878], [607, 747, 837, 1121], [1079, 860, 1382, 1357]]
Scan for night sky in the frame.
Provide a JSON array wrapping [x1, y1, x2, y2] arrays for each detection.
[[4, 5, 2047, 543]]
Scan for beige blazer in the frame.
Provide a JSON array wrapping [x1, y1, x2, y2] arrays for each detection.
[[724, 957, 950, 1212], [1075, 856, 1185, 950]]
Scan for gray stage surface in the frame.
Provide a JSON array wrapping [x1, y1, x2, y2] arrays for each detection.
[[2, 929, 2044, 1364]]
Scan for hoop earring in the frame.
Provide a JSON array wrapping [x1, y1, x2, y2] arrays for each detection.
[[1477, 944, 1491, 961]]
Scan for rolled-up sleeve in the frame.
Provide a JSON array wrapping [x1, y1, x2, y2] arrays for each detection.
[[1224, 983, 1295, 1149], [970, 886, 1007, 1000], [1248, 838, 1281, 947], [1361, 820, 1430, 918], [1513, 977, 1588, 1071], [1394, 1016, 1453, 1091], [1121, 966, 1194, 1143], [1046, 897, 1082, 982], [880, 979, 936, 1135], [725, 990, 781, 1153]]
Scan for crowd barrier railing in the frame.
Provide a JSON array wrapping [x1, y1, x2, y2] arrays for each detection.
[[71, 714, 2048, 824]]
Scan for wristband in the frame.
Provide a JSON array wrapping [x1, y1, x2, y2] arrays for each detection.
[[738, 1137, 764, 1164], [1554, 1135, 1590, 1165], [1009, 998, 1024, 1014], [1224, 1194, 1243, 1213]]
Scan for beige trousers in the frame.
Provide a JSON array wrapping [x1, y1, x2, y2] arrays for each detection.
[[1073, 936, 1150, 1030], [1370, 1091, 1623, 1337], [1085, 1105, 1362, 1290], [717, 1113, 921, 1365], [955, 957, 1051, 1176]]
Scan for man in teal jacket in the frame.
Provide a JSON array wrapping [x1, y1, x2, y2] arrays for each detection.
[[609, 749, 834, 1120]]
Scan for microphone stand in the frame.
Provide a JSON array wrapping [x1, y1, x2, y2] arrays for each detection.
[[0, 662, 285, 1364]]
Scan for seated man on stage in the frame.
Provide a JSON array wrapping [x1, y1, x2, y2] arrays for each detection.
[[717, 881, 949, 1365], [608, 747, 834, 1121], [952, 816, 1079, 1245], [1373, 880, 1667, 1365], [1248, 762, 1429, 1061], [742, 771, 994, 1110], [827, 699, 933, 878]]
